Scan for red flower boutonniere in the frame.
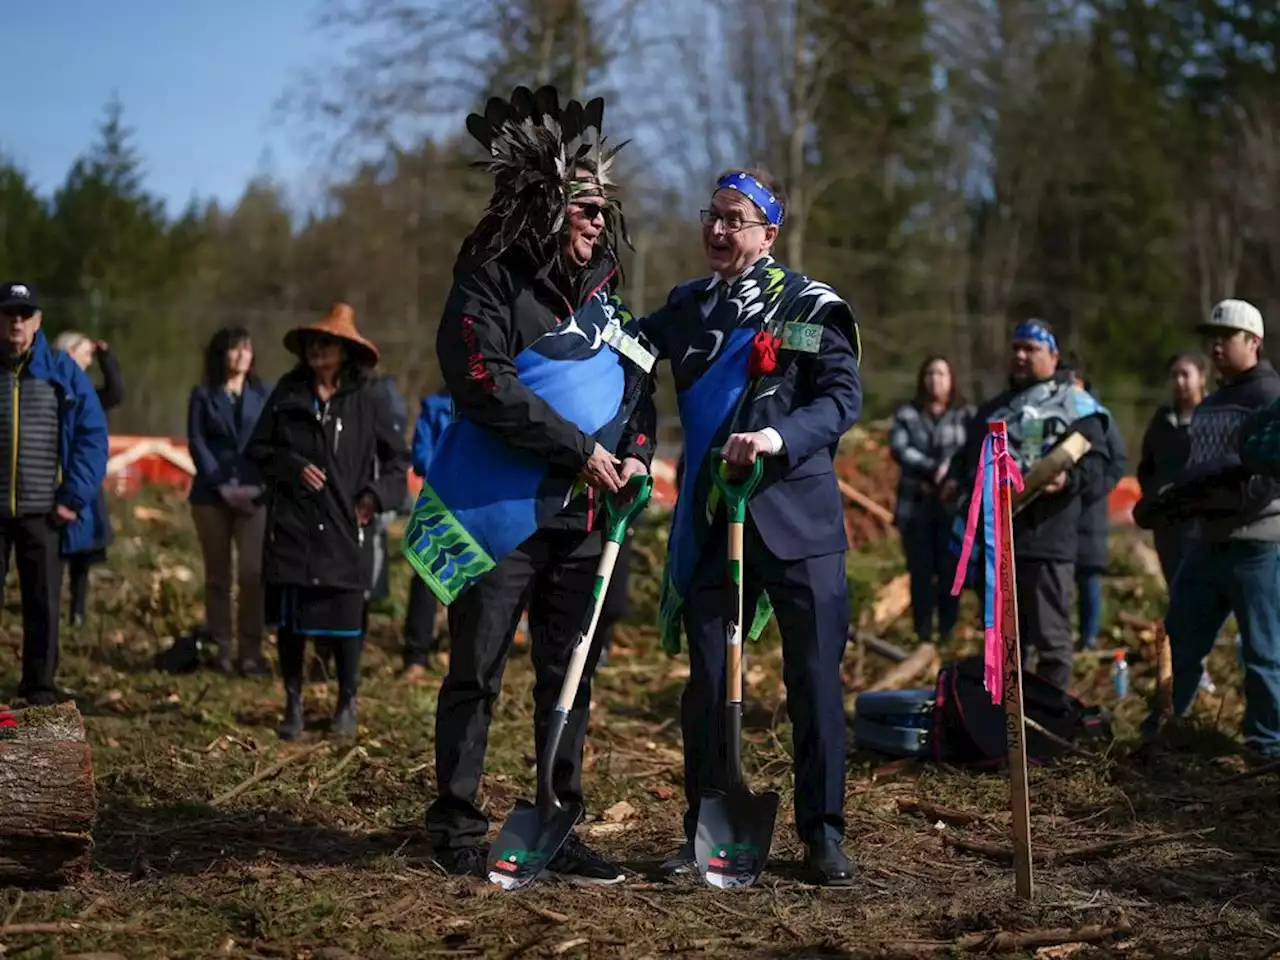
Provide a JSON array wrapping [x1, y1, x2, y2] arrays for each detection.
[[750, 329, 780, 379]]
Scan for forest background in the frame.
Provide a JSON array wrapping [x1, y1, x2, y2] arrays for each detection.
[[3, 0, 1277, 450]]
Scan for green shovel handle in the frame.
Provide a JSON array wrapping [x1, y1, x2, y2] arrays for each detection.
[[603, 473, 653, 545], [709, 447, 764, 523]]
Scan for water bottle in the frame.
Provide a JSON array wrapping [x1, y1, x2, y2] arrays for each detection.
[[1112, 650, 1130, 698]]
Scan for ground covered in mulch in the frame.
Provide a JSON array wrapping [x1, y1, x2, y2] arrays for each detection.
[[0, 489, 1275, 960]]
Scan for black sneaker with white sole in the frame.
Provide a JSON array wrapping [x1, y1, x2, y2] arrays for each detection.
[[547, 833, 626, 885]]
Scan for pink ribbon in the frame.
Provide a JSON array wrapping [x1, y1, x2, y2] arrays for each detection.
[[950, 436, 988, 599], [951, 425, 1024, 704]]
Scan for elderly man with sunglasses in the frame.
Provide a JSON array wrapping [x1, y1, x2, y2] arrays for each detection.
[[638, 167, 863, 886], [406, 87, 656, 885], [0, 282, 108, 705]]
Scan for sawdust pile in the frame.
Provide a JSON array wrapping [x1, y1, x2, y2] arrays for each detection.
[[836, 424, 901, 549]]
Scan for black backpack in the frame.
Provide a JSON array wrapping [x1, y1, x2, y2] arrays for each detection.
[[932, 656, 1112, 766], [154, 628, 220, 674]]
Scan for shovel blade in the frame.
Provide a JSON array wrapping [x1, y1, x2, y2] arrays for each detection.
[[487, 798, 582, 890], [694, 787, 780, 889]]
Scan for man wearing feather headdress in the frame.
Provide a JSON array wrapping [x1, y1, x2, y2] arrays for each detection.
[[639, 167, 862, 886], [403, 86, 656, 882]]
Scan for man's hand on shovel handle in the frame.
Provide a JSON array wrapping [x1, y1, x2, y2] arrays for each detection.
[[582, 443, 623, 494], [722, 432, 773, 467]]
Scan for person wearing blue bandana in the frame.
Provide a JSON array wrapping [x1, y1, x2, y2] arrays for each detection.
[[944, 319, 1112, 693], [639, 167, 863, 886], [407, 86, 657, 884]]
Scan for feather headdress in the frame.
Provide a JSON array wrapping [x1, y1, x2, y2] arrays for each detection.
[[459, 84, 631, 270]]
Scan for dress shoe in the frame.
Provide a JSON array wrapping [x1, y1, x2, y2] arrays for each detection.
[[658, 840, 696, 876], [804, 838, 854, 886], [434, 844, 486, 877], [19, 687, 66, 707]]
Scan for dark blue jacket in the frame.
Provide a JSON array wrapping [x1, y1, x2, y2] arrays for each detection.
[[411, 392, 453, 478], [21, 330, 109, 555], [187, 379, 273, 506], [641, 272, 863, 562]]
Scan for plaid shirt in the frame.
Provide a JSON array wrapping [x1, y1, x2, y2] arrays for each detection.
[[889, 402, 973, 525]]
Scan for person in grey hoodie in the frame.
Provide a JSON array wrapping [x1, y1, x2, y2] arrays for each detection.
[[1147, 299, 1280, 757]]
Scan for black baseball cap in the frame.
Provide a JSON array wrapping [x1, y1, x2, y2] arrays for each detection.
[[0, 282, 39, 312]]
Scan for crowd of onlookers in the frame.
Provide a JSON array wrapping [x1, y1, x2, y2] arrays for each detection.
[[0, 280, 636, 737], [888, 301, 1280, 760], [3, 275, 1276, 756]]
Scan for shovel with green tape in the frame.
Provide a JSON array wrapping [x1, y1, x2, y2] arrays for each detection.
[[695, 450, 779, 889], [487, 472, 653, 890]]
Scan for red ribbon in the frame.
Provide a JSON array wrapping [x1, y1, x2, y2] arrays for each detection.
[[749, 330, 780, 379]]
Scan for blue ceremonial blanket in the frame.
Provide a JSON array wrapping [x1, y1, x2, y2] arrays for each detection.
[[644, 256, 854, 655], [950, 377, 1111, 584], [403, 290, 651, 604], [661, 325, 767, 652]]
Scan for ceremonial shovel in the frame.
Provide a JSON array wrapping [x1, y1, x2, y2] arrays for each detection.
[[694, 451, 780, 889], [487, 473, 653, 890]]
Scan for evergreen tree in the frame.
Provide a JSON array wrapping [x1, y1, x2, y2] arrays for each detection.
[[47, 95, 176, 328], [805, 0, 940, 394], [0, 160, 53, 285]]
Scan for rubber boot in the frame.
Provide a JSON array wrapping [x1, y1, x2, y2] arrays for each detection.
[[278, 686, 305, 741], [277, 629, 306, 740], [330, 636, 362, 740], [330, 694, 358, 740]]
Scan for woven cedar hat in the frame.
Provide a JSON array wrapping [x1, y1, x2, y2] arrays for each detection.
[[284, 302, 379, 367]]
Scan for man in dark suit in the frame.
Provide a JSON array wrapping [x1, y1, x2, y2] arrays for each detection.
[[640, 168, 862, 886]]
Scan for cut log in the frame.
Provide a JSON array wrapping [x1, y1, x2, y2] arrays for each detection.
[[1156, 621, 1173, 717], [867, 643, 940, 692], [838, 478, 894, 526], [869, 573, 912, 632], [0, 701, 97, 887], [856, 632, 910, 663]]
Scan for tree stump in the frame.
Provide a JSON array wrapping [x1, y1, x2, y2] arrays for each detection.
[[0, 701, 97, 887]]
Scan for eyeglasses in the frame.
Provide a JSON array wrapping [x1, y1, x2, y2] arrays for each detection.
[[700, 209, 769, 233], [572, 201, 605, 222], [1, 307, 35, 321]]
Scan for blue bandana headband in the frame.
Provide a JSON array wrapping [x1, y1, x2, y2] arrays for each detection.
[[716, 172, 784, 226], [1012, 320, 1058, 353]]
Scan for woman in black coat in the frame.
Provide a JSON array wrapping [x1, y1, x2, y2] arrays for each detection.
[[246, 303, 410, 740]]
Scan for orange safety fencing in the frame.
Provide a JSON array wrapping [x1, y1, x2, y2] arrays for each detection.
[[103, 435, 1143, 526]]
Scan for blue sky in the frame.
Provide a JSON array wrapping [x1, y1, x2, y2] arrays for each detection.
[[1, 0, 331, 215]]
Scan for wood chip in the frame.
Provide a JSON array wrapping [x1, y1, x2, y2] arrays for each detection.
[[603, 800, 636, 822]]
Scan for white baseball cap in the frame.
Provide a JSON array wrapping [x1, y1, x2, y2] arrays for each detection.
[[1201, 298, 1264, 339]]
